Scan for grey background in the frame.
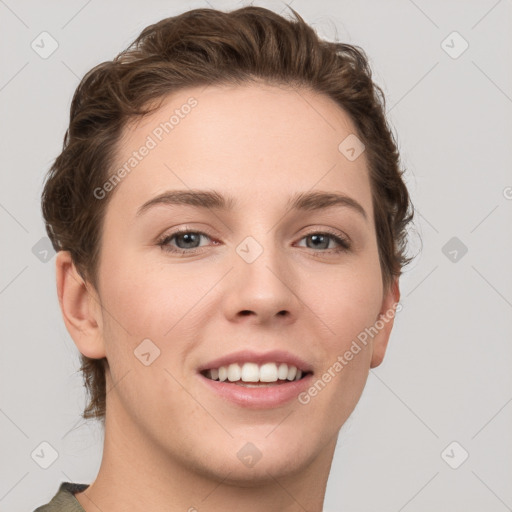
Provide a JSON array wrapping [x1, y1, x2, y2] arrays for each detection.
[[1, 0, 511, 510]]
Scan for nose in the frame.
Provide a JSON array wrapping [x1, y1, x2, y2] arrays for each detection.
[[221, 238, 300, 326]]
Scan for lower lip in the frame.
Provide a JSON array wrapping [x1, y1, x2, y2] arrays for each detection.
[[198, 373, 314, 409]]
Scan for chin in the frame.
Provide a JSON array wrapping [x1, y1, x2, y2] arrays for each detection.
[[187, 431, 321, 486]]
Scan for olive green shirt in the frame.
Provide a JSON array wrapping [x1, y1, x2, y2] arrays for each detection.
[[34, 482, 89, 511]]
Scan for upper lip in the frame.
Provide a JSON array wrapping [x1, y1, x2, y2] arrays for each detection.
[[197, 349, 313, 374]]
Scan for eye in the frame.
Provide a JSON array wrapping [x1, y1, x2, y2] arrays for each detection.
[[296, 230, 351, 253], [157, 229, 214, 254], [157, 228, 351, 255]]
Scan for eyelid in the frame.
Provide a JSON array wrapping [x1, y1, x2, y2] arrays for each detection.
[[156, 226, 214, 250], [156, 225, 351, 253], [307, 229, 349, 245]]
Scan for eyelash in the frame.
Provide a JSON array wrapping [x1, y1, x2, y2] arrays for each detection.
[[156, 227, 351, 255]]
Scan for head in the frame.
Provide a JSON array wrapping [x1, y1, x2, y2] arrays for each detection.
[[42, 5, 413, 482]]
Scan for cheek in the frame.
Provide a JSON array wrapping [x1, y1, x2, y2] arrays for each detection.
[[314, 255, 383, 346], [96, 255, 219, 398], [302, 284, 378, 430], [98, 251, 211, 338]]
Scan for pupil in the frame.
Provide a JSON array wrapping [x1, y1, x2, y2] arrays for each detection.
[[309, 234, 327, 249], [179, 233, 199, 248]]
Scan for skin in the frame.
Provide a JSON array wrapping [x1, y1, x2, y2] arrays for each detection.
[[56, 82, 400, 512]]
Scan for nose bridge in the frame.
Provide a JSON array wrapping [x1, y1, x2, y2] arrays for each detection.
[[236, 232, 287, 290], [226, 231, 298, 321]]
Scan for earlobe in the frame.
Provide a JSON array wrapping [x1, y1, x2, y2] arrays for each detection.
[[55, 251, 106, 359], [370, 277, 401, 368]]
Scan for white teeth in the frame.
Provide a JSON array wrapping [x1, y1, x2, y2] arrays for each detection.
[[205, 362, 306, 383], [227, 363, 241, 382], [259, 362, 278, 382], [241, 362, 260, 382], [277, 363, 288, 380]]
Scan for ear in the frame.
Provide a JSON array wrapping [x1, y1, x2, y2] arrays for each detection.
[[55, 251, 106, 359], [370, 277, 400, 368]]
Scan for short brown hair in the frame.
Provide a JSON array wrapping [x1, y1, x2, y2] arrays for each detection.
[[41, 5, 415, 422]]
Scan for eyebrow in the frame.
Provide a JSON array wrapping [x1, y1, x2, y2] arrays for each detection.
[[136, 189, 368, 221]]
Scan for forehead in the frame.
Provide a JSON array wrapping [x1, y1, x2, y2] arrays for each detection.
[[108, 82, 372, 217]]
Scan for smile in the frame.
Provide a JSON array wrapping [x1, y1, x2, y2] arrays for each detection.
[[201, 362, 309, 384]]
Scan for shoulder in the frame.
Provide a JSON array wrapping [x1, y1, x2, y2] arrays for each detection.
[[33, 482, 89, 512]]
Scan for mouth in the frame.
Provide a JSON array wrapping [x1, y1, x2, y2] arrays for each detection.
[[197, 351, 314, 409], [197, 349, 313, 410], [200, 362, 312, 387]]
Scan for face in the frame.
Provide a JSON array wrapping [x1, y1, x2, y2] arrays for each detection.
[[86, 83, 399, 484]]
